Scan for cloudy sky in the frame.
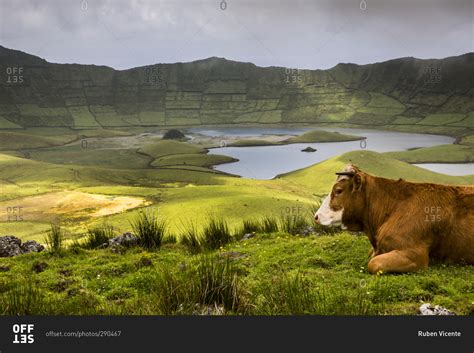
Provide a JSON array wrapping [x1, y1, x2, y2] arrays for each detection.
[[0, 0, 472, 70]]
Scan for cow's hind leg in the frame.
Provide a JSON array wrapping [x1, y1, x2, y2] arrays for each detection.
[[367, 248, 429, 274]]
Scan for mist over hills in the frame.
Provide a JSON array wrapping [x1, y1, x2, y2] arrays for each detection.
[[0, 46, 472, 131]]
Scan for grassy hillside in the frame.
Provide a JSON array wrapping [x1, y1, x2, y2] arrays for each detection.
[[228, 130, 362, 147], [384, 144, 474, 163], [0, 46, 473, 138], [138, 140, 207, 158], [279, 150, 474, 194], [0, 231, 472, 315], [284, 130, 363, 143], [0, 131, 77, 150], [2, 142, 472, 242], [0, 126, 472, 316], [151, 153, 237, 168]]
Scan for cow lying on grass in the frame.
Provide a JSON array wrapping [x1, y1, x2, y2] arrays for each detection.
[[315, 164, 474, 274]]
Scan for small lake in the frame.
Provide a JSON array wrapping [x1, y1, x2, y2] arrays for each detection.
[[199, 127, 473, 179]]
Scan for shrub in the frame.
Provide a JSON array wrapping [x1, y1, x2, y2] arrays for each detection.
[[44, 223, 63, 253], [130, 210, 167, 250]]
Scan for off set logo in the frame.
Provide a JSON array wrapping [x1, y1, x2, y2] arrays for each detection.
[[12, 324, 34, 344]]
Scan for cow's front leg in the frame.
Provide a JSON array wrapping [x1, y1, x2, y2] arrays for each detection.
[[367, 248, 429, 274]]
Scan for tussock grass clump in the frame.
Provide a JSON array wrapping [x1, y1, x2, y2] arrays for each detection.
[[130, 210, 167, 250], [84, 223, 115, 249], [179, 220, 202, 253], [260, 215, 279, 233], [193, 255, 244, 311], [152, 255, 248, 314], [201, 216, 233, 250], [236, 216, 278, 238], [278, 214, 309, 235], [241, 218, 261, 234], [44, 223, 63, 253]]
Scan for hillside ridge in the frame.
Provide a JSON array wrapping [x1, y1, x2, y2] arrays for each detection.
[[0, 46, 472, 133]]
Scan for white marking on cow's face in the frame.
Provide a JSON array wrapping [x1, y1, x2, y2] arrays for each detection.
[[314, 195, 343, 227]]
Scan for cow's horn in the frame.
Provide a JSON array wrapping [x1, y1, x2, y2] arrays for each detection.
[[335, 171, 355, 176]]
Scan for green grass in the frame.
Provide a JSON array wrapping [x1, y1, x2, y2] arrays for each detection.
[[44, 223, 64, 253], [449, 113, 474, 128], [417, 113, 466, 126], [84, 223, 116, 249], [459, 134, 474, 146], [228, 139, 280, 147], [391, 116, 423, 125], [200, 216, 233, 250], [0, 232, 471, 315], [384, 144, 474, 163], [138, 140, 206, 158], [279, 150, 474, 194], [26, 145, 152, 169], [0, 126, 472, 315], [0, 131, 77, 150], [228, 130, 362, 147], [130, 210, 167, 250], [151, 153, 237, 168], [0, 117, 22, 129], [284, 130, 363, 143], [355, 93, 405, 116]]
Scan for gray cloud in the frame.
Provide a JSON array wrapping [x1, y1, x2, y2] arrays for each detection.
[[0, 0, 472, 70]]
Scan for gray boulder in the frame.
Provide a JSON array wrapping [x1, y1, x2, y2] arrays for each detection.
[[108, 232, 139, 248], [419, 303, 455, 316], [0, 236, 45, 257], [242, 232, 256, 240], [0, 236, 22, 257], [21, 240, 45, 253]]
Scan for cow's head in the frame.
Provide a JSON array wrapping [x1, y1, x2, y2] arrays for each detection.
[[314, 164, 366, 231]]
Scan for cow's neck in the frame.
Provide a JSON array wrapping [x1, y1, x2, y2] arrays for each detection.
[[363, 175, 401, 247]]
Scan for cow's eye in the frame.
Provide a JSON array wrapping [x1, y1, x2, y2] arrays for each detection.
[[334, 188, 343, 195]]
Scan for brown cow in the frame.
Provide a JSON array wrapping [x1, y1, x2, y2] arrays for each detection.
[[314, 164, 474, 274]]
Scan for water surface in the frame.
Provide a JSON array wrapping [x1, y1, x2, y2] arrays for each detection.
[[203, 127, 470, 179]]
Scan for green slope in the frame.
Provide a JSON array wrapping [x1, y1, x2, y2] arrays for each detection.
[[279, 150, 474, 194], [0, 45, 473, 137], [384, 144, 474, 163]]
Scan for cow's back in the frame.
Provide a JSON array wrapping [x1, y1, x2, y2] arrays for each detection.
[[430, 186, 474, 264]]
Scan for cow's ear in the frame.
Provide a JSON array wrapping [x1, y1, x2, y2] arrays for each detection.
[[352, 172, 364, 192]]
